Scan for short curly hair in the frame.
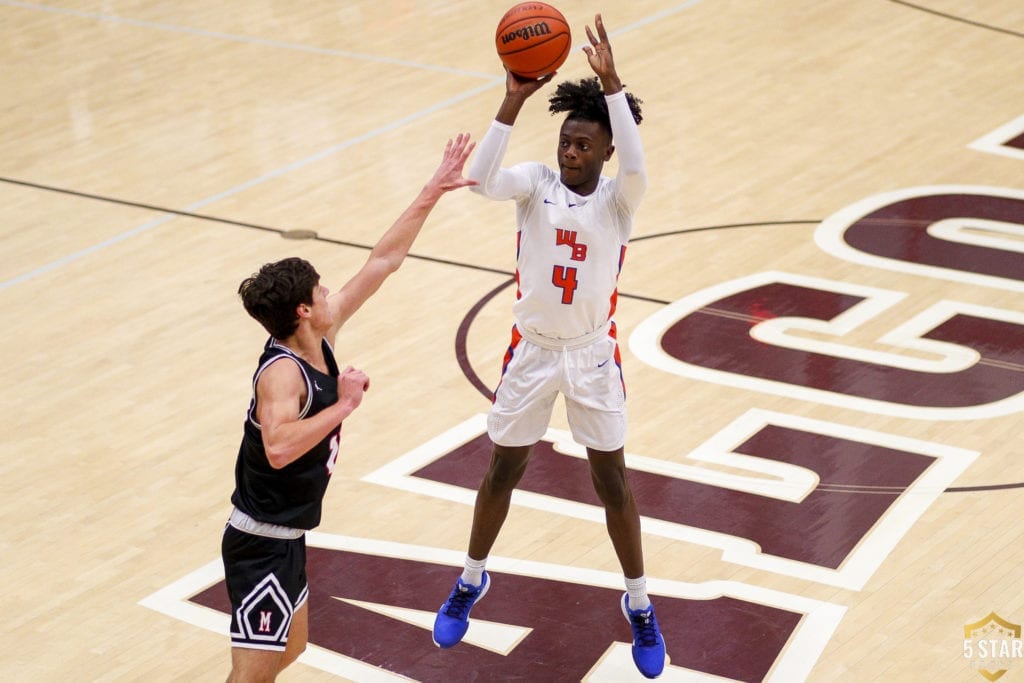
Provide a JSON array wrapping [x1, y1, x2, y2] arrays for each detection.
[[548, 77, 643, 136], [238, 257, 320, 339]]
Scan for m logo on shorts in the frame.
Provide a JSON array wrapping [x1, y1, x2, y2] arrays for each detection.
[[234, 574, 294, 644], [258, 611, 273, 633]]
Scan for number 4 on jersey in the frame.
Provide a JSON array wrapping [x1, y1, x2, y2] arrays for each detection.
[[552, 265, 578, 304]]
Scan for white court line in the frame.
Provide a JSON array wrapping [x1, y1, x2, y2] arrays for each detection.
[[140, 531, 843, 682], [0, 1, 705, 291], [0, 80, 499, 291], [611, 0, 706, 33], [968, 113, 1024, 161], [0, 0, 496, 79]]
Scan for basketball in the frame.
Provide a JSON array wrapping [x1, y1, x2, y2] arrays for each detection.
[[495, 3, 572, 79]]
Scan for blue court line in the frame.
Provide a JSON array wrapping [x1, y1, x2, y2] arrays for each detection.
[[0, 1, 704, 291], [0, 0, 496, 79]]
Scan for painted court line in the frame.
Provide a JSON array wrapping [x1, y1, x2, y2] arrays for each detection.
[[0, 81, 499, 291], [1, 1, 705, 291], [0, 0, 496, 79]]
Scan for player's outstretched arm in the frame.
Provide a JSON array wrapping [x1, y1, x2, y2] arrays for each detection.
[[326, 133, 476, 341], [582, 14, 622, 95]]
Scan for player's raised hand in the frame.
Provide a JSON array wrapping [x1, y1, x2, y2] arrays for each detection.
[[505, 66, 555, 99], [582, 14, 621, 92], [429, 133, 478, 192]]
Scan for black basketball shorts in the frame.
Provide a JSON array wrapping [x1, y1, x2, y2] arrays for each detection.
[[221, 525, 309, 651]]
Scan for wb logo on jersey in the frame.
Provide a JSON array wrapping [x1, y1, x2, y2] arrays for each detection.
[[555, 229, 588, 261]]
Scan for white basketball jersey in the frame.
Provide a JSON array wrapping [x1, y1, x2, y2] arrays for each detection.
[[469, 91, 646, 342], [507, 163, 631, 340]]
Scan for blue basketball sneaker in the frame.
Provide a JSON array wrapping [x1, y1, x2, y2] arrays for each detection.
[[622, 593, 666, 678], [432, 572, 490, 648]]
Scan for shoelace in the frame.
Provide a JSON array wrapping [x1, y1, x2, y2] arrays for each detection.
[[629, 611, 660, 647], [443, 584, 479, 619]]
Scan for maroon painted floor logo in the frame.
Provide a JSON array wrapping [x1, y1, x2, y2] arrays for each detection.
[[141, 533, 844, 680]]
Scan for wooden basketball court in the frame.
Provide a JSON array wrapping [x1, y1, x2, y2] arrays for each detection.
[[3, 1, 1023, 680]]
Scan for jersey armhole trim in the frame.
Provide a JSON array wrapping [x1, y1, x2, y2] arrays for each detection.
[[247, 355, 314, 429]]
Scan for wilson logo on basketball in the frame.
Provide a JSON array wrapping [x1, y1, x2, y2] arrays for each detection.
[[500, 21, 552, 44]]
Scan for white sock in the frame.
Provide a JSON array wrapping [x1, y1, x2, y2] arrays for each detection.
[[460, 555, 487, 587], [625, 575, 651, 611]]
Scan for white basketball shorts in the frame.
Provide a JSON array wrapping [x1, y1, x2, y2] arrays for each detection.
[[488, 324, 627, 452]]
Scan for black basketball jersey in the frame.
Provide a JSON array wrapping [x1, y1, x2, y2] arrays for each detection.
[[230, 337, 342, 530]]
